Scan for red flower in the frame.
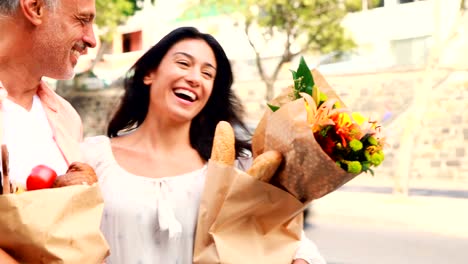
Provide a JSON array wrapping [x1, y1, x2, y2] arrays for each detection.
[[315, 132, 337, 160]]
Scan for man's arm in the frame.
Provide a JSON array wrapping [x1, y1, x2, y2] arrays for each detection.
[[0, 248, 19, 264]]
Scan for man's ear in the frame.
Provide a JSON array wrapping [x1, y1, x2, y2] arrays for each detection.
[[20, 0, 46, 25]]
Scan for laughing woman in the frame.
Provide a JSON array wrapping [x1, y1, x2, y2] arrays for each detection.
[[81, 27, 326, 264]]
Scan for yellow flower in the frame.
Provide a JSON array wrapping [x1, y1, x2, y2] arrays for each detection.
[[351, 112, 367, 125]]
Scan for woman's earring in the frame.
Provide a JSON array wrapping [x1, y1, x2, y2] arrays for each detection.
[[143, 76, 153, 85]]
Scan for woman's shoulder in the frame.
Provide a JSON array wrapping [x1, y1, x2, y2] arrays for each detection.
[[80, 135, 113, 167], [82, 135, 111, 145]]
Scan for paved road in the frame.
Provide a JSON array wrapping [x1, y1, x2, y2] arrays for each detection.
[[305, 220, 468, 264], [301, 189, 468, 264]]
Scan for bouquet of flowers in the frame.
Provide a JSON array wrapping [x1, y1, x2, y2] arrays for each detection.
[[252, 57, 385, 202], [193, 58, 386, 263]]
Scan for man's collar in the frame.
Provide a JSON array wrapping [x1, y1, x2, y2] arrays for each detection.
[[36, 80, 59, 112], [0, 80, 59, 112], [0, 81, 8, 103]]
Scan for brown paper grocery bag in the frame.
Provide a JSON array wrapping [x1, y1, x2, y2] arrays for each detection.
[[194, 161, 306, 264], [0, 184, 109, 264], [252, 69, 357, 203]]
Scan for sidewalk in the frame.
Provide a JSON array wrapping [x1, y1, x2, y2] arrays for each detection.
[[339, 184, 468, 199], [342, 173, 468, 195], [310, 177, 468, 239]]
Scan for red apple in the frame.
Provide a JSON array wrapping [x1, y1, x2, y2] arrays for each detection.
[[26, 165, 57, 191]]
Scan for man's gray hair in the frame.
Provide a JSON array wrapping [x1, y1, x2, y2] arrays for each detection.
[[0, 0, 59, 16]]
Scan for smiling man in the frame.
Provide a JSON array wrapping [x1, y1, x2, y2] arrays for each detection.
[[0, 0, 97, 262]]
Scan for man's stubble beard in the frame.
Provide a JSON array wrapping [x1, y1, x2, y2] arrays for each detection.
[[35, 17, 75, 80]]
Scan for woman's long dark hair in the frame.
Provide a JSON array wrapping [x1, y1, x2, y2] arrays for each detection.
[[107, 27, 251, 160]]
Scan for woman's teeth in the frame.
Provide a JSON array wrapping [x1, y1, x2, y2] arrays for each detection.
[[174, 89, 196, 102]]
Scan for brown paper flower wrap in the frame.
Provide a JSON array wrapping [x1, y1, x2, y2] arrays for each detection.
[[253, 94, 357, 203], [252, 65, 384, 203]]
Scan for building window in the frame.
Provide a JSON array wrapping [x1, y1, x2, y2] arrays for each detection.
[[122, 31, 142, 53], [391, 36, 430, 67]]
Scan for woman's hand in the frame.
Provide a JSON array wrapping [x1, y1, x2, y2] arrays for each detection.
[[292, 259, 309, 264]]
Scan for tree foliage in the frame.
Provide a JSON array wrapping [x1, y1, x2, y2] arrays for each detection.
[[185, 0, 355, 101], [344, 0, 383, 12], [126, 0, 157, 15], [87, 0, 136, 72], [95, 0, 135, 42]]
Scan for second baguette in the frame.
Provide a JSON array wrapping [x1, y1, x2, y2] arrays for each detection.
[[247, 150, 282, 182]]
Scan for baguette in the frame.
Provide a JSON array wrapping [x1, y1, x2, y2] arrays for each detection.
[[2, 144, 10, 194], [247, 150, 282, 182], [210, 121, 235, 166]]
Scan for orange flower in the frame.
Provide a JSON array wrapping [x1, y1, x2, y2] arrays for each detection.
[[303, 93, 341, 133], [330, 112, 363, 147]]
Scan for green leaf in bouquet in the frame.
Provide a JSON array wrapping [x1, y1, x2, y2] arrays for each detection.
[[335, 160, 341, 168], [267, 103, 280, 112], [296, 57, 314, 89], [293, 57, 315, 98], [294, 56, 329, 109], [361, 161, 371, 172], [290, 69, 297, 82], [319, 126, 332, 137]]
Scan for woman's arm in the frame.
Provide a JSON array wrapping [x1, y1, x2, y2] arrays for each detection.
[[0, 248, 19, 264], [292, 230, 327, 264]]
